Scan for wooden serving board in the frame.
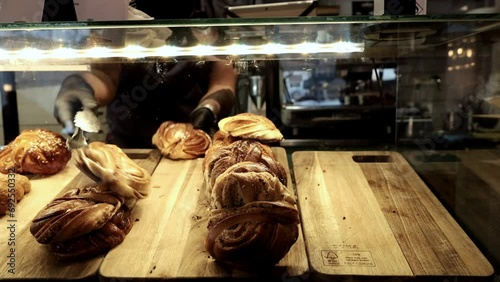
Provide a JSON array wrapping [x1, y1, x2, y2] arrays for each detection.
[[292, 151, 494, 279], [99, 147, 309, 280], [0, 149, 161, 280]]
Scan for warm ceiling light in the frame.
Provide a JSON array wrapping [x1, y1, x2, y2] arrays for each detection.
[[0, 41, 365, 62]]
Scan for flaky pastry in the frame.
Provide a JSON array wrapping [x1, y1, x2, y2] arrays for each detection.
[[74, 142, 151, 202], [218, 113, 283, 143], [0, 129, 71, 175], [152, 121, 212, 160]]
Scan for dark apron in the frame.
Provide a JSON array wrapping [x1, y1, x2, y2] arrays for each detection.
[[106, 61, 212, 148]]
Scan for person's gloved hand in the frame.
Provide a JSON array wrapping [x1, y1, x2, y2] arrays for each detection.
[[190, 106, 217, 137], [54, 75, 97, 136]]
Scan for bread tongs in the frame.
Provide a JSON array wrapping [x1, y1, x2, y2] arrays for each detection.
[[66, 110, 101, 150]]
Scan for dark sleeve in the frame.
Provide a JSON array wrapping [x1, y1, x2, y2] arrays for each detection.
[[131, 0, 198, 19]]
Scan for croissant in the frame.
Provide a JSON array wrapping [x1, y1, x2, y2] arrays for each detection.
[[152, 121, 211, 160], [0, 129, 71, 175], [202, 140, 287, 194], [205, 161, 299, 267], [74, 142, 151, 202], [0, 173, 31, 216], [30, 186, 132, 260], [218, 113, 284, 143]]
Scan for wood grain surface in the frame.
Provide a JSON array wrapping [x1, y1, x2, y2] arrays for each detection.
[[0, 149, 161, 280], [99, 147, 309, 280], [292, 151, 494, 278], [407, 149, 500, 274]]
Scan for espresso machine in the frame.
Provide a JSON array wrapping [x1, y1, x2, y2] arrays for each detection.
[[235, 60, 275, 117]]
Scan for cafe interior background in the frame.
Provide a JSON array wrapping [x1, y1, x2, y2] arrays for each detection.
[[0, 0, 499, 279]]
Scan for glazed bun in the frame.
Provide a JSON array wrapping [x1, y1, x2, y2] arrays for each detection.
[[0, 129, 71, 175]]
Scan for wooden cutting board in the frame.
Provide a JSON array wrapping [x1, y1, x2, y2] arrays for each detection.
[[292, 151, 494, 279], [0, 149, 161, 280], [99, 147, 309, 280]]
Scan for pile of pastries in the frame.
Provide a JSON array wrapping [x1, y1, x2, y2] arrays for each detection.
[[202, 113, 300, 267], [0, 127, 151, 259], [30, 141, 152, 260], [1, 112, 299, 267]]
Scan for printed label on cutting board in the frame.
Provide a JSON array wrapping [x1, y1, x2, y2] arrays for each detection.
[[321, 250, 375, 267]]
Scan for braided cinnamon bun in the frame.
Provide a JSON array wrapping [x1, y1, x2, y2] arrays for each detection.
[[30, 186, 132, 260], [202, 140, 287, 193], [152, 121, 212, 160], [0, 129, 71, 175], [74, 142, 151, 202], [218, 113, 284, 143], [204, 114, 298, 267], [205, 162, 299, 267]]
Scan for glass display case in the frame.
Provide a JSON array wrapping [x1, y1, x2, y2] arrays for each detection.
[[0, 14, 499, 281]]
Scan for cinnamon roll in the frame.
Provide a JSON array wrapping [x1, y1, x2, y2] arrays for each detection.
[[74, 142, 151, 202], [30, 186, 132, 260], [205, 162, 299, 267], [202, 140, 287, 193], [152, 121, 212, 160], [217, 113, 284, 143]]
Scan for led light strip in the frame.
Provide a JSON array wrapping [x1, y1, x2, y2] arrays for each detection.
[[0, 41, 364, 61]]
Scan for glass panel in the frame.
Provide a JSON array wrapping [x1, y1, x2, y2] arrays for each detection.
[[0, 15, 498, 69]]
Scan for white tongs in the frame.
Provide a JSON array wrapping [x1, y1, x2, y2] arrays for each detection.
[[66, 110, 101, 150]]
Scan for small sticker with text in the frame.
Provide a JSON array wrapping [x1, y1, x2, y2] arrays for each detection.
[[321, 250, 375, 267]]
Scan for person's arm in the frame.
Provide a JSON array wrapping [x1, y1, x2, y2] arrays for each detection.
[[190, 60, 237, 135], [81, 63, 122, 106], [200, 60, 237, 118], [54, 63, 122, 135]]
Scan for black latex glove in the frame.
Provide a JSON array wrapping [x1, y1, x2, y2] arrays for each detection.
[[53, 75, 97, 135], [190, 107, 217, 137]]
